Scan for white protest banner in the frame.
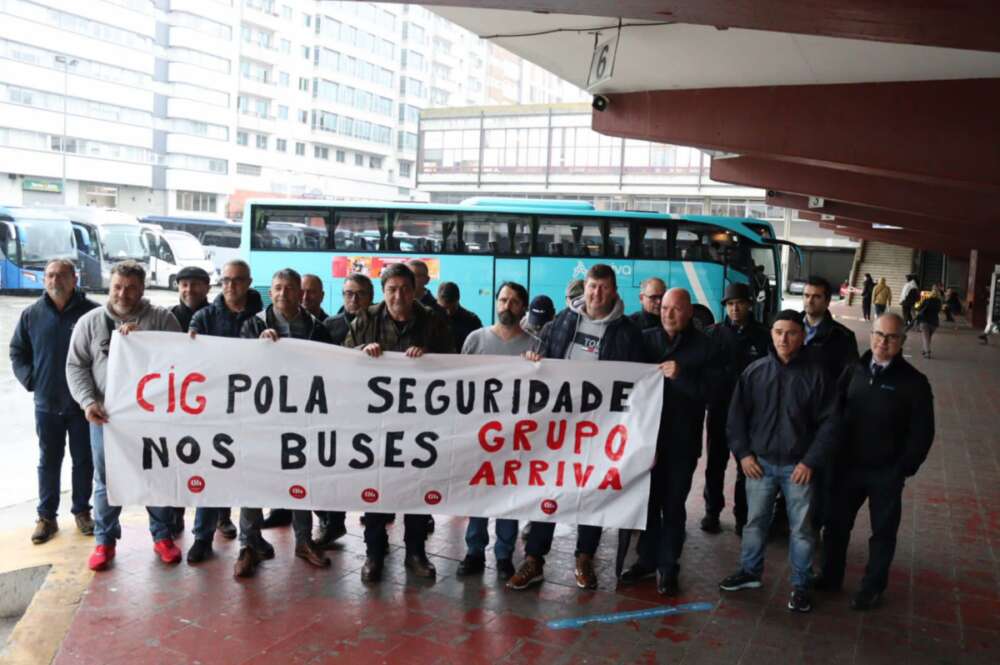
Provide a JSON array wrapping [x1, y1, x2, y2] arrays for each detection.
[[104, 332, 663, 529]]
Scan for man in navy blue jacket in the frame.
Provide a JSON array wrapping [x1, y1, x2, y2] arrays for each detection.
[[10, 259, 99, 544]]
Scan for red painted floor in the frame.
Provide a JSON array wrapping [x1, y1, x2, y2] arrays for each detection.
[[52, 309, 1000, 664]]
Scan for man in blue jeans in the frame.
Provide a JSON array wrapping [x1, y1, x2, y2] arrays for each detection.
[[719, 310, 838, 613], [455, 281, 533, 581], [65, 261, 183, 571], [10, 259, 99, 545]]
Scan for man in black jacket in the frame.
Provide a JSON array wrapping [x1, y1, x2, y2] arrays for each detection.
[[186, 259, 262, 562], [323, 273, 374, 345], [170, 266, 211, 330], [10, 259, 99, 544], [620, 288, 722, 596], [629, 277, 665, 331], [818, 313, 934, 610], [507, 264, 645, 592], [233, 268, 334, 578], [801, 275, 859, 536], [437, 281, 483, 351], [719, 310, 839, 614], [702, 283, 770, 536]]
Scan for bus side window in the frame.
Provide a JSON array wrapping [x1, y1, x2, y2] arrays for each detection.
[[462, 214, 508, 255], [333, 211, 384, 251], [608, 222, 630, 258], [640, 226, 669, 259], [537, 217, 601, 257], [393, 212, 458, 253]]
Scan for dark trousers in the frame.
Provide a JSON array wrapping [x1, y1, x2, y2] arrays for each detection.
[[822, 466, 904, 593], [637, 453, 699, 578], [862, 297, 872, 321], [36, 409, 92, 519], [524, 522, 602, 561], [811, 467, 831, 534], [364, 512, 428, 559], [317, 510, 346, 529], [874, 304, 887, 317], [704, 407, 746, 524], [902, 303, 914, 327]]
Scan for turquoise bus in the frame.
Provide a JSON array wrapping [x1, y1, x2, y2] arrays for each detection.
[[0, 206, 76, 292], [242, 198, 792, 327]]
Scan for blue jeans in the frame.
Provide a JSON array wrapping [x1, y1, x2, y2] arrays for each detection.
[[193, 508, 218, 542], [36, 409, 92, 519], [90, 424, 174, 546], [739, 459, 815, 588], [464, 517, 518, 560]]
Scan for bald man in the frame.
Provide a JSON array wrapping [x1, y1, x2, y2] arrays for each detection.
[[623, 288, 723, 596]]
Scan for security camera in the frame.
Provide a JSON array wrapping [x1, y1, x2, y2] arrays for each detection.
[[592, 95, 610, 112]]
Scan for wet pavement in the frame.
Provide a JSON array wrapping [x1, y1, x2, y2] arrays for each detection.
[[2, 298, 999, 664]]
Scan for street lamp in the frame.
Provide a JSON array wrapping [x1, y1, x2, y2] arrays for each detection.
[[54, 55, 77, 205]]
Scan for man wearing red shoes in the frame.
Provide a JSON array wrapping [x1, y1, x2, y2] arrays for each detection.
[[66, 261, 183, 570]]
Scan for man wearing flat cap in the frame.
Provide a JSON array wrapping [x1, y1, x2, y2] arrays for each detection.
[[702, 283, 770, 536]]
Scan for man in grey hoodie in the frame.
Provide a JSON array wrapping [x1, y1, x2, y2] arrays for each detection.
[[507, 264, 645, 592], [66, 261, 182, 571]]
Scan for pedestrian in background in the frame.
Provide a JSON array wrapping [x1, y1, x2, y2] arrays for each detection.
[[872, 277, 892, 318], [10, 259, 99, 545], [915, 287, 943, 358], [860, 273, 875, 321]]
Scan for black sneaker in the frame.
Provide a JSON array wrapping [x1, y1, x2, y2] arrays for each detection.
[[788, 587, 812, 613], [456, 555, 486, 576], [254, 537, 275, 560], [496, 558, 516, 581], [719, 570, 762, 591], [656, 572, 679, 597], [186, 539, 213, 564], [700, 514, 722, 534], [850, 589, 883, 611], [314, 523, 347, 549], [619, 562, 656, 585], [216, 517, 237, 540]]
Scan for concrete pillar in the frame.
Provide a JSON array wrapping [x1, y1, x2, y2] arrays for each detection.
[[967, 250, 1000, 329]]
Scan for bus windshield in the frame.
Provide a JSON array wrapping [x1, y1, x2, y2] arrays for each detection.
[[101, 224, 149, 260], [16, 218, 76, 266]]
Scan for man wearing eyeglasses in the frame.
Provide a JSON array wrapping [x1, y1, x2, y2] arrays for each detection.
[[186, 260, 262, 563], [816, 313, 934, 611], [324, 273, 374, 345], [630, 277, 666, 331]]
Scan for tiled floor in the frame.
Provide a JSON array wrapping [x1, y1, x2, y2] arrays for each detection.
[[50, 307, 1000, 664]]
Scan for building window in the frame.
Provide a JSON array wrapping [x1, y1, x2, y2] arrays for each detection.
[[354, 153, 364, 166], [279, 38, 291, 53], [295, 142, 305, 155], [255, 134, 268, 149], [335, 149, 345, 163], [303, 14, 312, 28], [399, 161, 412, 177], [281, 4, 292, 20], [176, 191, 217, 212], [276, 138, 287, 152], [278, 71, 290, 87], [236, 131, 248, 146], [302, 46, 310, 60], [278, 105, 289, 120], [298, 77, 309, 92], [370, 156, 382, 169], [236, 163, 262, 176], [297, 110, 308, 124], [314, 145, 329, 160]]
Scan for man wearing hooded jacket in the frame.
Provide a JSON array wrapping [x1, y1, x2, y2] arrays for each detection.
[[507, 264, 644, 592]]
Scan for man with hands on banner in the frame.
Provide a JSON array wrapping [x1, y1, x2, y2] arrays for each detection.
[[344, 262, 455, 582], [65, 261, 183, 571], [184, 260, 262, 564], [620, 288, 723, 596], [509, 263, 644, 592], [233, 268, 334, 578]]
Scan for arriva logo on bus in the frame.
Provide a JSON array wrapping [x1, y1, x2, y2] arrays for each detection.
[[573, 261, 632, 280]]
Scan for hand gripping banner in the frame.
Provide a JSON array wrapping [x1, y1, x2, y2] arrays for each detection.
[[103, 332, 663, 529]]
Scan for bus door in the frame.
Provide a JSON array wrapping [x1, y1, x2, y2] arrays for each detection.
[[458, 213, 532, 325], [72, 222, 103, 291]]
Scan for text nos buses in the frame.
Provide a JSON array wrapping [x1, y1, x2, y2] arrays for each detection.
[[242, 198, 790, 327], [0, 206, 77, 291]]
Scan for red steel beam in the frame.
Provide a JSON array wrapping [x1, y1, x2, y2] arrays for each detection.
[[711, 156, 999, 226], [817, 221, 971, 257], [594, 80, 1000, 192], [768, 192, 999, 237], [413, 1, 1000, 52]]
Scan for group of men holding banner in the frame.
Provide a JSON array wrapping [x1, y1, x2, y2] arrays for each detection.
[[11, 254, 934, 615]]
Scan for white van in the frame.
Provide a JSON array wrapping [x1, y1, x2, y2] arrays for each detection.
[[141, 226, 218, 289]]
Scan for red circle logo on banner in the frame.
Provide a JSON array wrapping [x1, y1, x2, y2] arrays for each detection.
[[187, 476, 205, 493], [361, 488, 379, 503], [424, 490, 442, 505], [289, 485, 307, 500], [541, 499, 558, 515]]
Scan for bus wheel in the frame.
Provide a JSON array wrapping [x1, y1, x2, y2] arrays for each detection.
[[168, 275, 178, 291], [691, 304, 715, 332]]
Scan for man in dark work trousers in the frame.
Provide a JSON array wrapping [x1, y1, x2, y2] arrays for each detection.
[[702, 283, 770, 536], [619, 288, 722, 596], [816, 313, 934, 610], [344, 262, 455, 583]]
